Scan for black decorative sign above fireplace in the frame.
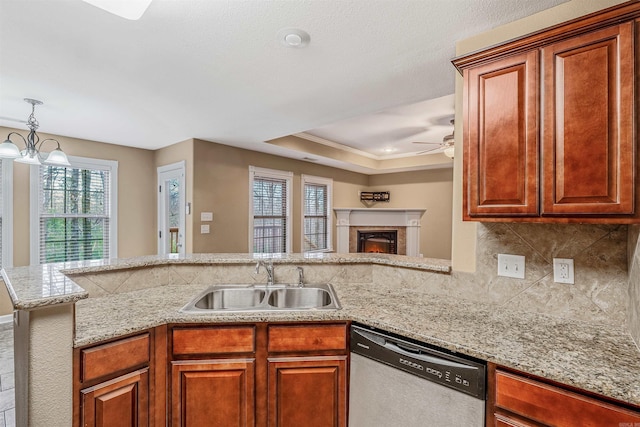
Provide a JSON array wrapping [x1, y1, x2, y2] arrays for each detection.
[[357, 230, 398, 254]]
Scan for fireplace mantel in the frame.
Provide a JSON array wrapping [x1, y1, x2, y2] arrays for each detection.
[[334, 208, 426, 256]]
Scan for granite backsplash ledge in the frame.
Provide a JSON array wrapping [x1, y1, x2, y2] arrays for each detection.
[[64, 222, 633, 333]]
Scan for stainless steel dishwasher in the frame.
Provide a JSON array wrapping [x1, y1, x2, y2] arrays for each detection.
[[349, 324, 486, 427]]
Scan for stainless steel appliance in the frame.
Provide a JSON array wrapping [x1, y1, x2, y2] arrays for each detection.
[[349, 324, 486, 426]]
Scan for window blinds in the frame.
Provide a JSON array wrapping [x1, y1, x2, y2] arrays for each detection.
[[253, 177, 287, 253], [303, 183, 328, 251], [39, 165, 111, 263]]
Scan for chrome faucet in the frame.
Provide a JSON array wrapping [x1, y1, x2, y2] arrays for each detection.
[[297, 266, 305, 287], [255, 259, 274, 287]]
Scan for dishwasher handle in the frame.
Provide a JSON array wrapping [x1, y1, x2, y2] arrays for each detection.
[[354, 327, 474, 370], [385, 340, 479, 370]]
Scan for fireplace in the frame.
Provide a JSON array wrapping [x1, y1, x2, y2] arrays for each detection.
[[357, 230, 398, 254]]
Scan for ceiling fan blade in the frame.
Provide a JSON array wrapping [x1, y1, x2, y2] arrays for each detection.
[[412, 141, 440, 145], [0, 116, 27, 124], [415, 145, 445, 155]]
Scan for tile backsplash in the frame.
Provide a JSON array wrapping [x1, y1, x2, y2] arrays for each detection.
[[627, 225, 640, 347], [472, 223, 631, 329], [405, 223, 630, 330]]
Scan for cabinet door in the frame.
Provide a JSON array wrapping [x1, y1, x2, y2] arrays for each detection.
[[464, 50, 539, 218], [171, 359, 255, 427], [542, 22, 634, 215], [81, 368, 149, 427], [267, 356, 347, 427]]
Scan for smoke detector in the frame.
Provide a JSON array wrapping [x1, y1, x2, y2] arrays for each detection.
[[277, 28, 311, 48]]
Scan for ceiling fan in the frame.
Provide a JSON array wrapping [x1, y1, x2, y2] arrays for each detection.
[[0, 115, 27, 125], [412, 119, 455, 157]]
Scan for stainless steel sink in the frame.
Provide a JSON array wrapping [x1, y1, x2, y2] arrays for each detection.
[[194, 288, 266, 310], [267, 287, 333, 309], [181, 283, 341, 313]]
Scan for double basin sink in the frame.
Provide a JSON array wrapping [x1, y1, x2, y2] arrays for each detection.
[[181, 283, 341, 313]]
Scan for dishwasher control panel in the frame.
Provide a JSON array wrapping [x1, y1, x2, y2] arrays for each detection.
[[351, 325, 486, 399]]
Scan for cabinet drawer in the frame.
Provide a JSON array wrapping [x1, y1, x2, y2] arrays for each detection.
[[81, 333, 150, 383], [268, 324, 347, 353], [172, 326, 255, 355], [495, 370, 640, 426]]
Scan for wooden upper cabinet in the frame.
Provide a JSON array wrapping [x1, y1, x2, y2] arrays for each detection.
[[464, 51, 539, 218], [542, 22, 634, 215], [455, 2, 640, 223]]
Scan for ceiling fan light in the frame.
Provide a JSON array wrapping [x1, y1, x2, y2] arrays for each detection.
[[0, 139, 22, 159], [443, 145, 455, 159]]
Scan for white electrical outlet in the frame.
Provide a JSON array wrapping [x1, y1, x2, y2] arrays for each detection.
[[200, 224, 210, 234], [553, 258, 575, 284], [497, 254, 525, 279]]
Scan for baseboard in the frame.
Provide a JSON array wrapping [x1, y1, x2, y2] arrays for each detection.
[[0, 314, 13, 324]]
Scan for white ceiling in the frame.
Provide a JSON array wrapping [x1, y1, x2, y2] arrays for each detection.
[[0, 0, 567, 173], [303, 94, 455, 158]]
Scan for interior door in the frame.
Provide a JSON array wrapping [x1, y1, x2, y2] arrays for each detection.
[[157, 161, 186, 256]]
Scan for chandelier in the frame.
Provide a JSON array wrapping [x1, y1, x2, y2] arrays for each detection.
[[0, 98, 70, 166]]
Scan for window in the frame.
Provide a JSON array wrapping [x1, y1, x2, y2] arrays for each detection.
[[249, 166, 292, 253], [30, 156, 118, 264], [302, 175, 332, 252], [0, 160, 13, 267]]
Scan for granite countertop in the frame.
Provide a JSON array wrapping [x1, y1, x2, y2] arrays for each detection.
[[74, 280, 640, 407], [3, 254, 640, 407]]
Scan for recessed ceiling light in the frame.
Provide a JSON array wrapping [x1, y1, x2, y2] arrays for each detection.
[[383, 148, 396, 153], [277, 28, 310, 48], [82, 0, 153, 20]]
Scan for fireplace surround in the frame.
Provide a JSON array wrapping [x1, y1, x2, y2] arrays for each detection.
[[334, 208, 426, 257]]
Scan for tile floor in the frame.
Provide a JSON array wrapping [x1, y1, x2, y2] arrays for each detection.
[[0, 322, 14, 427]]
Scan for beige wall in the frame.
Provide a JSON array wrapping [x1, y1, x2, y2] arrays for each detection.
[[368, 168, 453, 259], [184, 140, 453, 258], [451, 0, 629, 272], [190, 139, 369, 253]]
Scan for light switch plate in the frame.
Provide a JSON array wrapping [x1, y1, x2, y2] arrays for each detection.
[[200, 224, 210, 234], [553, 258, 574, 284], [497, 254, 525, 279], [201, 212, 213, 221]]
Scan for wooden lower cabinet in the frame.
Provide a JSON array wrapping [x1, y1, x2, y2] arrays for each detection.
[[488, 364, 640, 427], [81, 369, 149, 427], [74, 331, 156, 427], [493, 413, 537, 427], [171, 359, 256, 427], [267, 356, 347, 427], [169, 322, 349, 427]]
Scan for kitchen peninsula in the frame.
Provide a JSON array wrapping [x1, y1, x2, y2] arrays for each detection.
[[2, 253, 640, 426]]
